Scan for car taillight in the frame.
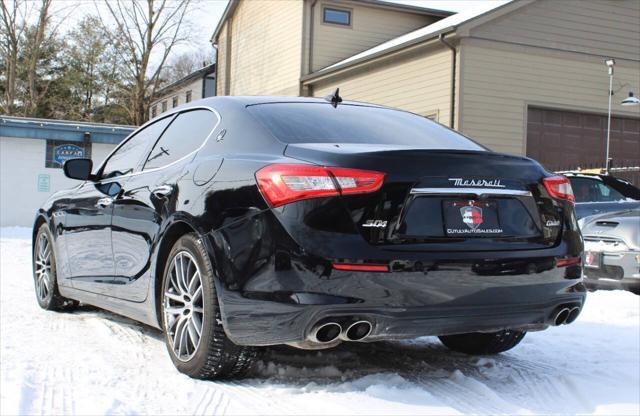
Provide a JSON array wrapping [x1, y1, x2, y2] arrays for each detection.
[[556, 256, 581, 267], [255, 164, 385, 207], [543, 175, 575, 203], [333, 263, 389, 272]]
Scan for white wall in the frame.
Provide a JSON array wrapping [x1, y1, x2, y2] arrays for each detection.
[[150, 78, 204, 119], [0, 137, 116, 227]]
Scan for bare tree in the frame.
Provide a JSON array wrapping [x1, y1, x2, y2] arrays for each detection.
[[98, 0, 192, 125], [1, 0, 72, 116], [0, 0, 32, 114], [22, 0, 53, 116], [161, 50, 213, 85]]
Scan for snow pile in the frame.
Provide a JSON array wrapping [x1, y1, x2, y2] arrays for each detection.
[[1, 228, 639, 415]]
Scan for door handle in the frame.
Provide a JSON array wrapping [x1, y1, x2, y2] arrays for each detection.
[[96, 197, 113, 207], [151, 185, 173, 198]]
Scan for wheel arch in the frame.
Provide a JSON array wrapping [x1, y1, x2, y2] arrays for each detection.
[[153, 219, 218, 327], [32, 213, 50, 256]]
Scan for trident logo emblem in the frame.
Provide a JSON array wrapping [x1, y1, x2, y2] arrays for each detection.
[[460, 206, 483, 230]]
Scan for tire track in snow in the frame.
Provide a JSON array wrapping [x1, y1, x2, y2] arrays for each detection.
[[38, 364, 75, 416], [342, 341, 534, 414], [218, 380, 303, 415], [98, 319, 150, 362], [192, 388, 226, 416]]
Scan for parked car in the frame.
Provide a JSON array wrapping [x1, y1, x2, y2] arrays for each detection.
[[581, 209, 640, 294], [564, 173, 640, 220], [33, 96, 585, 379]]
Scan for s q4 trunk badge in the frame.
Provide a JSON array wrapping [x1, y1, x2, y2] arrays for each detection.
[[461, 206, 483, 229], [362, 220, 388, 228]]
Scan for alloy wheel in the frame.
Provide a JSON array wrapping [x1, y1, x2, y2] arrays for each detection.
[[163, 251, 204, 362], [34, 232, 52, 301]]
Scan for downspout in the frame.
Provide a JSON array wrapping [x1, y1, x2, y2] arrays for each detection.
[[299, 0, 318, 97], [225, 18, 233, 95], [309, 0, 317, 75], [438, 33, 456, 129], [212, 44, 218, 96]]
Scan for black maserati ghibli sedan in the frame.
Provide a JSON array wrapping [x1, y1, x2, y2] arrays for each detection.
[[33, 96, 586, 379]]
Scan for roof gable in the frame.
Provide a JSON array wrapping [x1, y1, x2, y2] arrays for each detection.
[[210, 0, 453, 43], [307, 0, 528, 77]]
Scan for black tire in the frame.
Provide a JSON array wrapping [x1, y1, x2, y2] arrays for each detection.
[[33, 224, 77, 311], [161, 233, 259, 379], [626, 284, 640, 296], [438, 329, 526, 355]]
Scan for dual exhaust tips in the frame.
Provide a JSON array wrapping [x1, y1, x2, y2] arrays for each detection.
[[553, 306, 581, 326], [309, 320, 373, 344]]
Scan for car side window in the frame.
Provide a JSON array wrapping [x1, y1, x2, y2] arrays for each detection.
[[143, 109, 218, 171], [101, 116, 172, 179], [571, 177, 626, 202], [596, 182, 625, 201]]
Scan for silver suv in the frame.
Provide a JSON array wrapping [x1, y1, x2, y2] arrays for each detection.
[[581, 209, 640, 294]]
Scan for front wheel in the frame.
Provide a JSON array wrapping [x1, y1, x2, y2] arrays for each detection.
[[161, 233, 258, 379], [33, 224, 77, 311], [439, 329, 526, 355]]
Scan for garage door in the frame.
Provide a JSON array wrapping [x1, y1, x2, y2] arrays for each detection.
[[527, 107, 640, 185]]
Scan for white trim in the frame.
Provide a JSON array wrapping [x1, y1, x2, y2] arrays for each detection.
[[410, 188, 532, 197]]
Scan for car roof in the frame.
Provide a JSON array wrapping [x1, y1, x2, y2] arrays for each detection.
[[563, 172, 605, 180], [184, 95, 389, 110]]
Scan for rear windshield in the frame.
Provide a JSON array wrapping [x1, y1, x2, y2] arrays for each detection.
[[247, 103, 485, 151]]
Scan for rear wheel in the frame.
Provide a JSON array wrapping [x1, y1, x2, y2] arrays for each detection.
[[438, 329, 526, 355], [33, 224, 77, 311], [161, 233, 258, 379]]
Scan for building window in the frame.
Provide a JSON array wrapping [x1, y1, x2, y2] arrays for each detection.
[[45, 140, 92, 169], [204, 76, 216, 97], [186, 90, 192, 103], [162, 101, 167, 112], [151, 105, 157, 118], [172, 97, 178, 108], [323, 7, 351, 26]]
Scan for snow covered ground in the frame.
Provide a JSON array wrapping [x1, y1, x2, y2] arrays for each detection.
[[1, 227, 639, 415]]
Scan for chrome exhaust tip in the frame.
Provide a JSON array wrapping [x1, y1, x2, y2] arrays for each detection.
[[309, 322, 342, 343], [340, 320, 373, 342], [565, 307, 581, 324], [554, 308, 571, 326]]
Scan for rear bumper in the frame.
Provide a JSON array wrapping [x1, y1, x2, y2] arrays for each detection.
[[216, 265, 586, 346], [219, 290, 586, 346], [207, 210, 585, 346], [584, 276, 640, 292], [584, 250, 640, 280]]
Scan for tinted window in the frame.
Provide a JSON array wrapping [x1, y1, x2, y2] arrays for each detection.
[[324, 8, 350, 25], [101, 116, 172, 179], [247, 103, 485, 150], [570, 177, 627, 202], [143, 109, 217, 170]]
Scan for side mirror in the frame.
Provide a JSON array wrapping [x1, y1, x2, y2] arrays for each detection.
[[63, 158, 94, 181]]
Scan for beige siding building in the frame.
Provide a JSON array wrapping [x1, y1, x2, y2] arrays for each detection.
[[211, 0, 640, 179], [212, 0, 451, 96]]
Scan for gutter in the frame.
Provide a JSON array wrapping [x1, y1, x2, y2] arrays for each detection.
[[438, 33, 456, 129]]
